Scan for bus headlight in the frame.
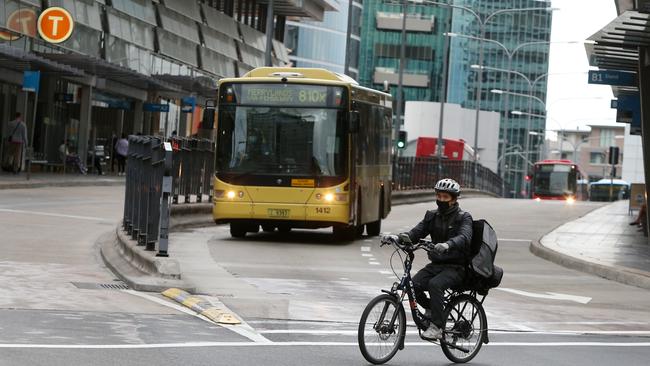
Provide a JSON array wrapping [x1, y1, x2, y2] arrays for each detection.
[[324, 193, 334, 202], [227, 191, 236, 199], [566, 196, 576, 205], [535, 197, 541, 202]]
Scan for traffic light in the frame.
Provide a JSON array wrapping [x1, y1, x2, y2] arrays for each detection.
[[397, 130, 407, 149], [608, 146, 620, 165], [524, 174, 531, 182]]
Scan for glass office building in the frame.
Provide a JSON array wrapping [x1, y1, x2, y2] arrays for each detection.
[[0, 0, 331, 168], [284, 0, 362, 80], [447, 0, 552, 197], [357, 0, 451, 106]]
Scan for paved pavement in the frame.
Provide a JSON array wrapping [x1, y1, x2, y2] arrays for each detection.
[[537, 200, 650, 289], [0, 171, 124, 189]]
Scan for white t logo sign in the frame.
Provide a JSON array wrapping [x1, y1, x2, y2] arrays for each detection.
[[48, 15, 63, 35]]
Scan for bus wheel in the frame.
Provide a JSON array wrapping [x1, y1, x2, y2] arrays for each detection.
[[366, 220, 381, 236], [333, 225, 356, 241], [230, 223, 247, 238], [262, 225, 275, 232]]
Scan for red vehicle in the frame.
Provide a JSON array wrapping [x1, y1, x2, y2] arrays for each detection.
[[531, 160, 587, 202], [415, 137, 475, 160]]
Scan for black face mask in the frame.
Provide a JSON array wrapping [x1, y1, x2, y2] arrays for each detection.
[[436, 200, 450, 211]]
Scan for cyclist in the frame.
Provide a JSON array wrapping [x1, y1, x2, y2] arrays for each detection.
[[404, 178, 473, 339]]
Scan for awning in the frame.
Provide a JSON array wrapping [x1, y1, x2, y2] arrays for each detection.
[[153, 74, 218, 99], [584, 10, 650, 95], [39, 52, 184, 94], [0, 43, 85, 77]]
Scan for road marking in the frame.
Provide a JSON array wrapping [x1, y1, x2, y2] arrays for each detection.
[[360, 247, 371, 252], [379, 270, 392, 275], [258, 329, 650, 336], [368, 262, 380, 265], [361, 253, 373, 257], [0, 208, 109, 222], [498, 238, 532, 243], [495, 288, 592, 304], [121, 290, 271, 343], [1, 342, 649, 349]]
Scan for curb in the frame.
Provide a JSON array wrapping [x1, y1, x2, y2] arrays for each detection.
[[162, 288, 241, 324], [0, 179, 125, 190], [530, 239, 650, 290], [100, 226, 195, 292]]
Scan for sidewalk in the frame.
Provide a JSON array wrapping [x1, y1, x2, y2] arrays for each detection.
[[0, 171, 124, 190], [532, 200, 650, 290]]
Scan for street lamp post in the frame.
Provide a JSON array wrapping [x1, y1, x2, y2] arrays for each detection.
[[412, 0, 556, 188]]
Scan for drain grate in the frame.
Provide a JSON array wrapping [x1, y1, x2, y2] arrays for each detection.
[[72, 282, 129, 290]]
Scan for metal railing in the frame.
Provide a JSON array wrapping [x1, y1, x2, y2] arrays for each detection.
[[122, 135, 214, 255], [170, 137, 215, 204], [393, 157, 503, 196]]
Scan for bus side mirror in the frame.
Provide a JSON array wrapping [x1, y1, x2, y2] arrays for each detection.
[[349, 111, 360, 133]]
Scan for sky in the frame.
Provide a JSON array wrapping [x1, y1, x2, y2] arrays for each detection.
[[545, 0, 621, 138]]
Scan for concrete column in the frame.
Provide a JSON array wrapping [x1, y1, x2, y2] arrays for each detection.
[[133, 100, 143, 134], [637, 47, 650, 242], [78, 85, 93, 165]]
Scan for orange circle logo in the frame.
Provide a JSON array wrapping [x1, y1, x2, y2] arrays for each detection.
[[37, 7, 74, 44], [0, 8, 37, 41]]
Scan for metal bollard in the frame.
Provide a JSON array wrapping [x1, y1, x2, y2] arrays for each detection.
[[157, 142, 173, 257], [138, 137, 153, 246], [171, 137, 181, 204], [130, 136, 144, 239], [123, 135, 134, 231]]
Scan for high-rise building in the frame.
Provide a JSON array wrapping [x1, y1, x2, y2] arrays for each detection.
[[356, 0, 552, 197], [447, 0, 553, 197], [284, 0, 362, 80], [357, 0, 452, 109]]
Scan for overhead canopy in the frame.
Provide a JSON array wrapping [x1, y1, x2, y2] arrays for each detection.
[[0, 43, 85, 77], [257, 0, 339, 21], [584, 10, 650, 95]]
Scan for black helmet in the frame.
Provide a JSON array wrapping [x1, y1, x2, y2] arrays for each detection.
[[435, 178, 461, 197]]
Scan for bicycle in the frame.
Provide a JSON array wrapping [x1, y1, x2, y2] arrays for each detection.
[[358, 234, 490, 364]]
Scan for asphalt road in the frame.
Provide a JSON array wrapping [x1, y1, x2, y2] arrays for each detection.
[[1, 187, 649, 365]]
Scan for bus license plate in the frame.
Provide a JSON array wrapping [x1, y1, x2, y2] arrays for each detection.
[[268, 208, 290, 218]]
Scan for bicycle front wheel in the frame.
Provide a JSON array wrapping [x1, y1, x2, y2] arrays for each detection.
[[358, 294, 406, 364], [440, 294, 486, 363]]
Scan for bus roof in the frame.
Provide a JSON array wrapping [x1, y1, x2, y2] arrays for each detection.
[[218, 67, 392, 102], [535, 159, 574, 165]]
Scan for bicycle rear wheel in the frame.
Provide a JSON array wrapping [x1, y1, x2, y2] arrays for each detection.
[[440, 294, 486, 363], [358, 294, 406, 364]]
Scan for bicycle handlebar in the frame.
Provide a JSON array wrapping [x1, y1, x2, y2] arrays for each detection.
[[380, 236, 432, 252]]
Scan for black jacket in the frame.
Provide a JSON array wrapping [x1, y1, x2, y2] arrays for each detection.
[[407, 204, 473, 265]]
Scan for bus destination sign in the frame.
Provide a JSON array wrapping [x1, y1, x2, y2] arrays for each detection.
[[227, 84, 344, 107]]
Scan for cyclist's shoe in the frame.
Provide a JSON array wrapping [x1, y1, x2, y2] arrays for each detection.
[[421, 324, 442, 340]]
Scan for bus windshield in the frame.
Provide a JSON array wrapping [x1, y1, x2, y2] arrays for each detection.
[[217, 105, 347, 177], [533, 164, 576, 196]]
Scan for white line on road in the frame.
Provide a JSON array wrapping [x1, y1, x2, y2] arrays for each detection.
[[379, 270, 392, 275], [0, 208, 110, 222], [368, 262, 381, 265], [360, 247, 371, 252], [1, 342, 649, 349], [257, 329, 650, 336], [361, 253, 373, 257], [495, 288, 592, 304]]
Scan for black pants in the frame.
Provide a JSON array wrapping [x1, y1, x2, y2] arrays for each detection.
[[117, 155, 126, 173], [412, 263, 465, 328]]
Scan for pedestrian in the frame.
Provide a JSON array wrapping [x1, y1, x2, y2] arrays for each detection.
[[115, 133, 129, 176], [58, 140, 87, 174], [4, 112, 27, 174]]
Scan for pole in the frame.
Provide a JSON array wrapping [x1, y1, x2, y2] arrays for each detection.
[[500, 55, 513, 197], [609, 157, 614, 202], [343, 0, 354, 76], [393, 0, 408, 151], [436, 16, 451, 181], [264, 0, 274, 66], [522, 91, 532, 198], [26, 90, 38, 181], [472, 24, 485, 188], [157, 141, 173, 257]]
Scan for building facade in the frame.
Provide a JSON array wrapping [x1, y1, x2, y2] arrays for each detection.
[[447, 0, 553, 197], [357, 0, 452, 107], [0, 0, 331, 169], [284, 0, 361, 80]]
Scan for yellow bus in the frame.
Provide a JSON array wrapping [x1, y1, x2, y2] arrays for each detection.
[[213, 67, 393, 240]]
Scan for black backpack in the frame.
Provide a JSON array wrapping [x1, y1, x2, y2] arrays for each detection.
[[469, 220, 503, 290]]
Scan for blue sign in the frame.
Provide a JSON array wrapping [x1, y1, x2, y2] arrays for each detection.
[[143, 103, 170, 112], [588, 70, 636, 87], [56, 93, 74, 103], [181, 97, 196, 113], [22, 71, 40, 93]]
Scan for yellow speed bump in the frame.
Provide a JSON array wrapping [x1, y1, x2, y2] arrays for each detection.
[[162, 288, 241, 325]]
